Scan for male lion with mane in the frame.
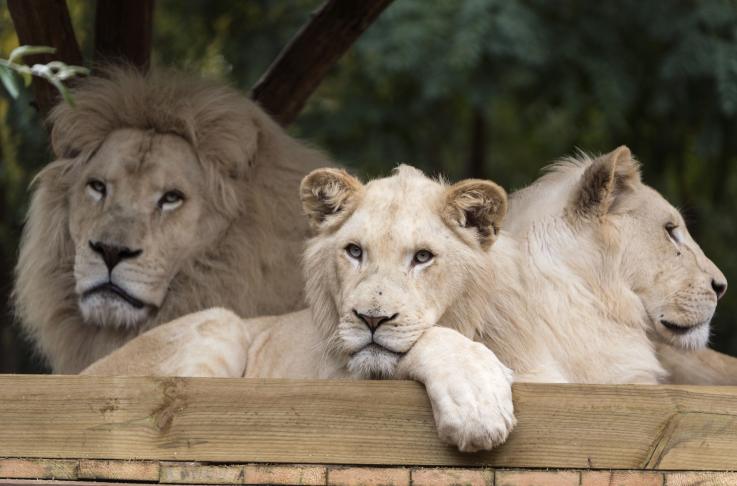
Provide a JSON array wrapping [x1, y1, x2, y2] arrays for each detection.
[[14, 67, 332, 373], [85, 165, 517, 452]]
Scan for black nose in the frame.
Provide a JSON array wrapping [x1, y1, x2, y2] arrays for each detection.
[[89, 240, 142, 272], [712, 279, 727, 300], [353, 310, 398, 332]]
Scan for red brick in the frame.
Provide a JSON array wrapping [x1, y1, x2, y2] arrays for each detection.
[[0, 459, 78, 480], [496, 470, 579, 486], [77, 459, 159, 481], [665, 472, 737, 486], [581, 471, 663, 486], [411, 467, 493, 486], [328, 466, 410, 486], [245, 464, 326, 485]]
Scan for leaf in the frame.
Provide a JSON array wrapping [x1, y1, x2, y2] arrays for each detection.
[[8, 45, 56, 64], [20, 70, 32, 87], [0, 65, 19, 98]]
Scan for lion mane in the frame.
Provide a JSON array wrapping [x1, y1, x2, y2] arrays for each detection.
[[13, 66, 331, 373]]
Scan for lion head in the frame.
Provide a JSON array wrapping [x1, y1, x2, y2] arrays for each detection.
[[14, 67, 330, 372], [299, 165, 507, 378], [508, 146, 727, 351]]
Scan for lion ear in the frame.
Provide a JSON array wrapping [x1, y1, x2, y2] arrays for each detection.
[[569, 145, 641, 218], [300, 168, 364, 230], [443, 179, 508, 249]]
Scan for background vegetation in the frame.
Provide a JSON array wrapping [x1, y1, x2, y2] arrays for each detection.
[[1, 0, 736, 372]]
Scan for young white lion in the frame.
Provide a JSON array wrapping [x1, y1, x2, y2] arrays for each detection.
[[84, 166, 517, 452], [477, 145, 731, 383]]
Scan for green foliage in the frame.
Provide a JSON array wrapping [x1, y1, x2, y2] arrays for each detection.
[[0, 45, 89, 106]]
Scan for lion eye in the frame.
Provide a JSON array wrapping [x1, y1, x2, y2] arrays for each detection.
[[665, 222, 681, 243], [345, 244, 363, 260], [413, 249, 434, 265], [158, 190, 185, 210], [86, 179, 106, 201]]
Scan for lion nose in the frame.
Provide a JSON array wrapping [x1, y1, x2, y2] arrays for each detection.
[[89, 240, 142, 272], [353, 310, 398, 332], [712, 279, 727, 300]]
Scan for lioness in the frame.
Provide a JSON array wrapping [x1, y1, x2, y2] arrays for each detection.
[[85, 165, 517, 452], [480, 145, 731, 383], [14, 67, 331, 373]]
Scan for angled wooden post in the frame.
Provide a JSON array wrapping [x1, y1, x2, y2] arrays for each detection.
[[251, 0, 394, 126]]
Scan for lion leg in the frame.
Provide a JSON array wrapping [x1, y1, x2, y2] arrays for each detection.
[[657, 344, 737, 385], [81, 308, 252, 377], [397, 326, 516, 452]]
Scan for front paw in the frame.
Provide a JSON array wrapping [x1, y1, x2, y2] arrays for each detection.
[[426, 341, 516, 452]]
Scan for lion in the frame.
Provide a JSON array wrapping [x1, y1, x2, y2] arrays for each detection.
[[84, 165, 517, 452], [13, 66, 333, 373], [479, 145, 733, 384]]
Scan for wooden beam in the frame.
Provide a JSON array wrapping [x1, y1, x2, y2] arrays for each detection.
[[7, 0, 84, 117], [94, 0, 154, 70], [251, 0, 394, 126], [0, 376, 736, 470]]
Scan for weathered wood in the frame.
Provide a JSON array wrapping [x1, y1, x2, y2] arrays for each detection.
[[94, 0, 154, 70], [7, 0, 84, 116], [251, 0, 394, 126], [0, 376, 736, 470]]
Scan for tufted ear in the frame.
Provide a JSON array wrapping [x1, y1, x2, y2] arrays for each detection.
[[443, 179, 508, 249], [300, 168, 364, 231], [569, 145, 641, 218]]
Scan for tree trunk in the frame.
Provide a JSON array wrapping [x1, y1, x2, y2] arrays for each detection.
[[7, 0, 84, 117], [94, 0, 154, 71]]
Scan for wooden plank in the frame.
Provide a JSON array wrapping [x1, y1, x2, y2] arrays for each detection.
[[251, 0, 394, 126], [0, 376, 736, 470]]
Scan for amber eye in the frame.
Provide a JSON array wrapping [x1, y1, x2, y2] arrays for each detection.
[[413, 249, 434, 265], [158, 190, 185, 210], [345, 243, 363, 260]]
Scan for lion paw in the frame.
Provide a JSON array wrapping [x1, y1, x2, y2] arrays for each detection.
[[425, 340, 516, 452]]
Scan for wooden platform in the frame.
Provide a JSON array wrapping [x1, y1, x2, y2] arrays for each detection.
[[1, 376, 736, 485]]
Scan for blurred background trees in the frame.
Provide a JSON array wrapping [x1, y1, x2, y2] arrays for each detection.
[[1, 0, 736, 372]]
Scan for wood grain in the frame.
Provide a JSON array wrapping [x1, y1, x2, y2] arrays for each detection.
[[251, 0, 394, 126], [0, 376, 735, 470]]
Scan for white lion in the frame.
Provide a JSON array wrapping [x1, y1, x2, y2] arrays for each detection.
[[479, 145, 732, 383], [13, 67, 331, 373], [84, 165, 517, 452]]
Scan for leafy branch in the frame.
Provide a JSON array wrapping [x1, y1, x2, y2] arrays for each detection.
[[0, 45, 89, 106]]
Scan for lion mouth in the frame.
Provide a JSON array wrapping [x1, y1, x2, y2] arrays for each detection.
[[660, 319, 701, 335], [82, 282, 147, 309], [353, 342, 403, 358]]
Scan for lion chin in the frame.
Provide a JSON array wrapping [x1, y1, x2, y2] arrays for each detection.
[[79, 291, 154, 329], [656, 318, 711, 350], [347, 344, 402, 379]]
